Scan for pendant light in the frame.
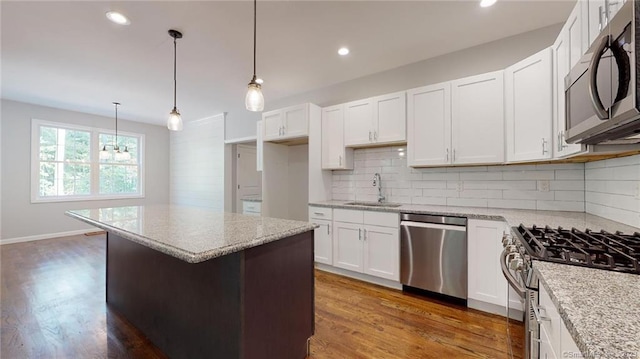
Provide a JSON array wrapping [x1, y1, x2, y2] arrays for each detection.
[[245, 0, 264, 112], [100, 102, 131, 161], [168, 29, 184, 131]]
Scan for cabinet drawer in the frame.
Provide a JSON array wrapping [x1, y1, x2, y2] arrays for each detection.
[[334, 209, 364, 224], [363, 211, 399, 228], [242, 201, 262, 213], [539, 285, 562, 355], [309, 206, 332, 220]]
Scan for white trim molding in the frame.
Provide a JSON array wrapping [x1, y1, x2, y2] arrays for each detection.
[[224, 136, 257, 144], [0, 229, 95, 245]]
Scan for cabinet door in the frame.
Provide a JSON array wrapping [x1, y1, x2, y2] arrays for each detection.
[[372, 91, 406, 144], [333, 222, 363, 272], [262, 110, 283, 141], [256, 120, 263, 171], [322, 105, 352, 169], [553, 31, 584, 158], [467, 219, 507, 307], [588, 0, 607, 46], [344, 99, 374, 146], [282, 104, 308, 139], [451, 71, 505, 165], [312, 219, 333, 265], [363, 225, 399, 281], [566, 1, 589, 68], [407, 83, 452, 167], [505, 48, 553, 162]]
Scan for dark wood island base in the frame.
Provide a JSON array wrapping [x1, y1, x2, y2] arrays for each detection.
[[106, 231, 314, 359]]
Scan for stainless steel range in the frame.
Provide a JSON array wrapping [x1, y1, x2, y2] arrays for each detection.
[[501, 224, 640, 359]]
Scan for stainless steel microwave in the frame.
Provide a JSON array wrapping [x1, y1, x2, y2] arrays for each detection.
[[565, 0, 640, 145]]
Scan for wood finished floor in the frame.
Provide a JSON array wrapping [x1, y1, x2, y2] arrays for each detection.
[[1, 234, 524, 359]]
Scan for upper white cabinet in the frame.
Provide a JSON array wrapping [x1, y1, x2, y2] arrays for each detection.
[[552, 28, 584, 158], [262, 103, 309, 142], [407, 82, 451, 167], [451, 71, 505, 165], [321, 105, 354, 170], [566, 0, 590, 68], [589, 0, 625, 47], [505, 48, 553, 162], [344, 91, 406, 147]]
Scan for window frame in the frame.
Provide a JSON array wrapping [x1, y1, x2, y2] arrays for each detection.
[[31, 119, 146, 203]]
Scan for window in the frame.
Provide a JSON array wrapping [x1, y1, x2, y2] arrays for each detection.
[[31, 119, 145, 202]]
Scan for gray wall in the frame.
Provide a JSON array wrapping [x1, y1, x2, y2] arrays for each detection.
[[267, 23, 562, 112], [1, 99, 170, 240]]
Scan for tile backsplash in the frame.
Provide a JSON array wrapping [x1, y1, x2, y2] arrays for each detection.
[[332, 146, 585, 212], [585, 154, 640, 228]]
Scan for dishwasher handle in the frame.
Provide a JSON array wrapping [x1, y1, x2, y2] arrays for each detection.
[[400, 220, 466, 232]]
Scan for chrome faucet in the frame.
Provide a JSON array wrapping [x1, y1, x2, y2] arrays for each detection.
[[372, 173, 385, 203]]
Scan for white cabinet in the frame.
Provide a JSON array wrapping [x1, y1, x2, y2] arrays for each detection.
[[539, 284, 584, 359], [505, 48, 553, 162], [310, 206, 333, 265], [321, 105, 354, 169], [242, 201, 262, 216], [468, 219, 522, 315], [256, 120, 263, 171], [566, 0, 590, 68], [451, 71, 505, 165], [407, 82, 451, 167], [589, 0, 625, 47], [344, 91, 406, 147], [262, 103, 309, 142], [553, 22, 585, 158], [332, 209, 400, 281]]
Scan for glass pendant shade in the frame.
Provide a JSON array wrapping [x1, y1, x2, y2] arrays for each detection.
[[245, 82, 264, 112], [99, 145, 110, 160], [167, 108, 183, 131]]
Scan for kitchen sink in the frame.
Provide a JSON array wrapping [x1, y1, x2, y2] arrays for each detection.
[[344, 201, 403, 208]]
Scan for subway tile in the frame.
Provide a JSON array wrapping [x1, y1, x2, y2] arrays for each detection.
[[489, 181, 538, 190], [503, 170, 555, 180], [459, 172, 503, 181], [422, 172, 460, 181], [446, 198, 488, 207], [605, 154, 640, 168], [585, 167, 614, 180], [412, 197, 447, 206], [554, 191, 585, 202], [555, 169, 583, 180], [459, 189, 503, 199], [448, 166, 488, 173], [423, 189, 459, 198], [503, 190, 555, 201], [488, 199, 536, 210], [498, 164, 538, 172], [387, 180, 412, 189], [585, 159, 607, 169], [413, 181, 447, 189], [536, 163, 584, 170], [536, 201, 584, 212], [392, 188, 423, 197], [612, 165, 640, 181], [387, 196, 412, 204], [586, 191, 639, 212], [550, 180, 584, 191], [416, 167, 448, 174], [585, 203, 640, 228]]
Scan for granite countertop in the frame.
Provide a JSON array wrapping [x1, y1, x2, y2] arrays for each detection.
[[310, 200, 640, 358], [66, 205, 315, 263], [535, 261, 640, 359]]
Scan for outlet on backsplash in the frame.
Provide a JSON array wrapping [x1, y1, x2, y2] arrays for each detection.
[[537, 180, 550, 192]]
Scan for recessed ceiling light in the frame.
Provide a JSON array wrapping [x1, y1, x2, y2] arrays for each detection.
[[480, 0, 497, 7], [338, 47, 350, 56], [106, 11, 130, 25], [255, 78, 264, 84]]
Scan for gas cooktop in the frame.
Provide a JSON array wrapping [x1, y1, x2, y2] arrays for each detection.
[[513, 224, 640, 274]]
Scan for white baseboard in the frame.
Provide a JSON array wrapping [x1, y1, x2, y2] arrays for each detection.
[[468, 298, 524, 321], [315, 263, 403, 290], [1, 229, 91, 245]]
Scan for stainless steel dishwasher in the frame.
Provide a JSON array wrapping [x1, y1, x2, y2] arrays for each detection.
[[400, 213, 467, 299]]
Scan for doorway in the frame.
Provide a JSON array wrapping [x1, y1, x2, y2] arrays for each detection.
[[235, 144, 262, 213]]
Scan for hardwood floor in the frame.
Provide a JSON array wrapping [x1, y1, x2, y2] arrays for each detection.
[[1, 234, 524, 358]]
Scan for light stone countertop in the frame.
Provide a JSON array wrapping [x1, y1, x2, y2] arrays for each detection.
[[309, 200, 640, 359], [66, 205, 316, 263]]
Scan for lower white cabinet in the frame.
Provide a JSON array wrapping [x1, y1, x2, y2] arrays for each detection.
[[332, 209, 400, 281], [539, 284, 583, 359], [242, 201, 262, 216], [313, 219, 333, 265], [467, 219, 522, 313]]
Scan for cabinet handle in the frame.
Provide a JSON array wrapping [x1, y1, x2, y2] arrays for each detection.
[[374, 131, 378, 141], [282, 126, 286, 135], [542, 138, 548, 155], [453, 149, 456, 162], [327, 224, 330, 235], [359, 228, 362, 241], [339, 155, 342, 166], [599, 5, 605, 31], [279, 126, 282, 136], [446, 148, 449, 162], [313, 212, 324, 216], [560, 131, 568, 150], [369, 131, 372, 142], [363, 229, 367, 241]]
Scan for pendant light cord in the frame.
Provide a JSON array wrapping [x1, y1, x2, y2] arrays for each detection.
[[173, 36, 177, 109], [114, 102, 119, 149], [253, 0, 257, 78]]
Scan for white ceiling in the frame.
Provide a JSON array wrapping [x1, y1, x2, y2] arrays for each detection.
[[1, 1, 574, 126]]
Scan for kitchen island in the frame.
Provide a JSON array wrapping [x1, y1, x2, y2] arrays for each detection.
[[66, 205, 316, 359]]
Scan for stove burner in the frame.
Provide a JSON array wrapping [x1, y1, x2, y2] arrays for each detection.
[[514, 224, 640, 274]]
